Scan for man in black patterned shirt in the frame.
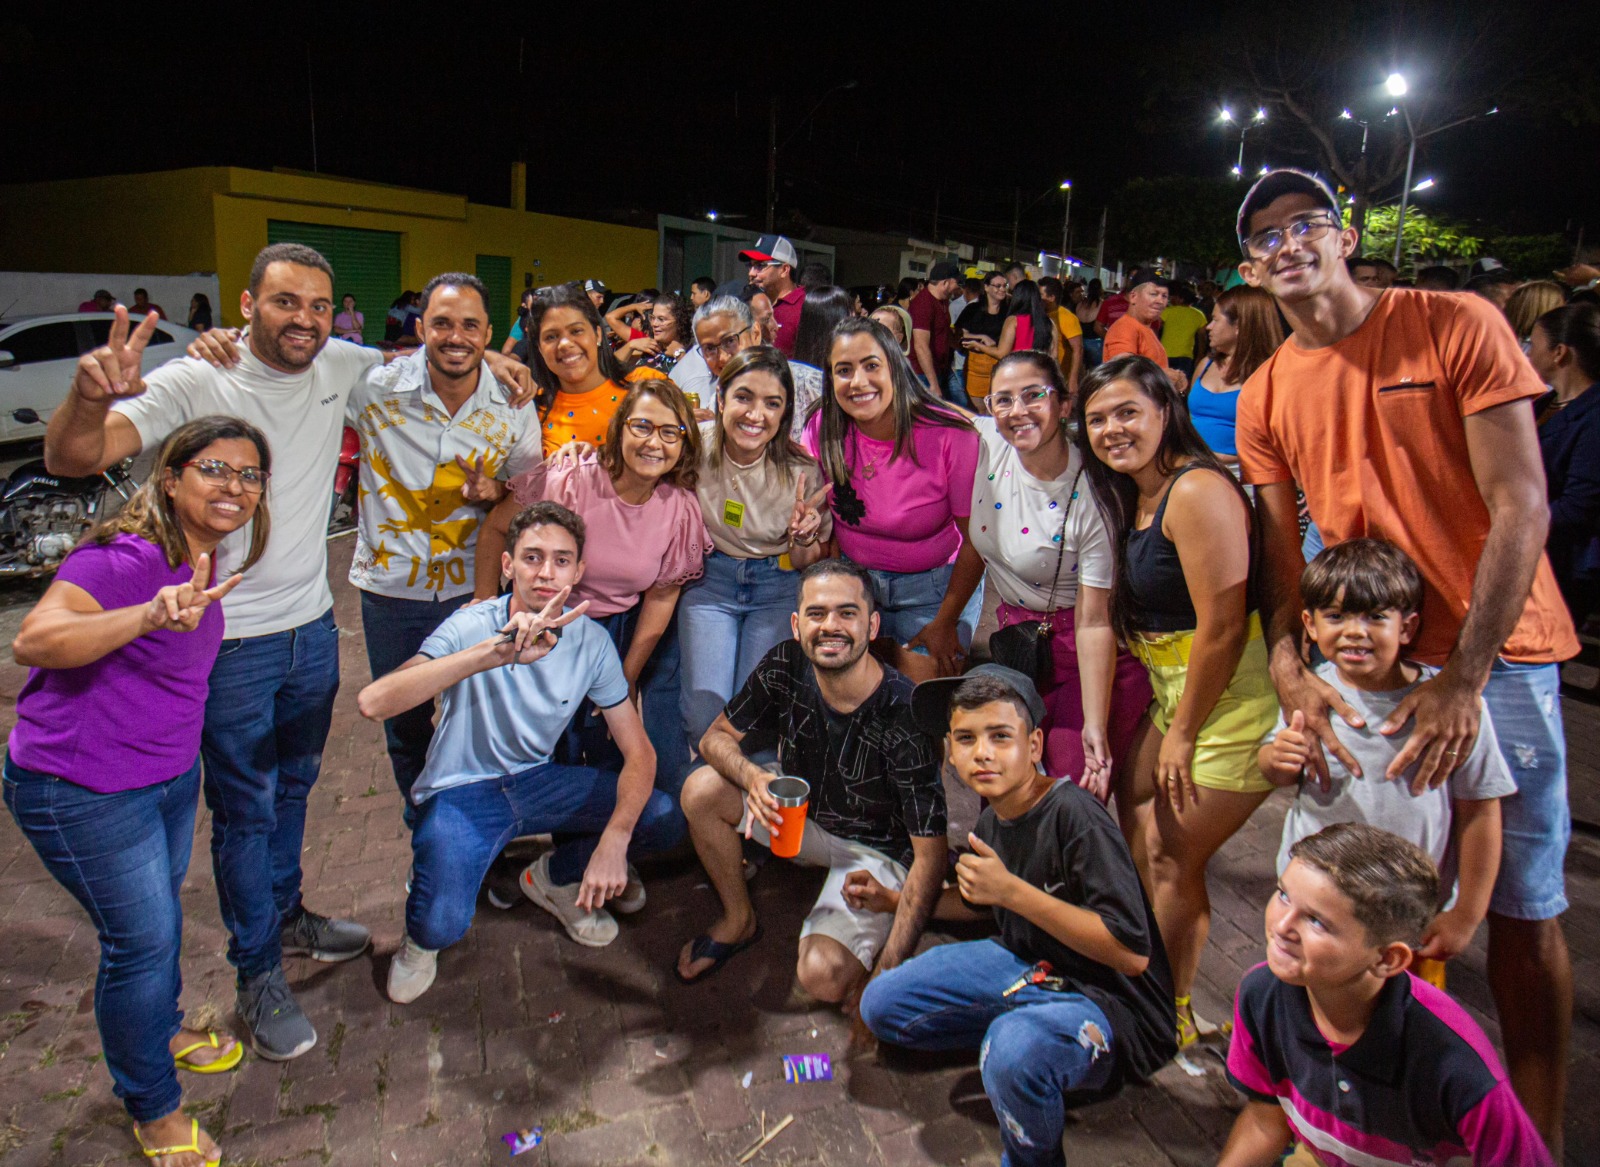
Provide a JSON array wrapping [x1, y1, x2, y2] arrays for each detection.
[[674, 559, 948, 1011]]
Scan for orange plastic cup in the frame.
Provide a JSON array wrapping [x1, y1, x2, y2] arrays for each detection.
[[766, 776, 810, 858]]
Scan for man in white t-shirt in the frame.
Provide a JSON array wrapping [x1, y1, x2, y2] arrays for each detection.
[[43, 244, 527, 1063], [346, 272, 543, 824]]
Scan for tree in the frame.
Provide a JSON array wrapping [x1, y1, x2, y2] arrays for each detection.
[[1106, 177, 1243, 270], [1349, 206, 1481, 275], [1159, 3, 1599, 235]]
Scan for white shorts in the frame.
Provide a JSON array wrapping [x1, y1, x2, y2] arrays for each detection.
[[739, 807, 909, 970]]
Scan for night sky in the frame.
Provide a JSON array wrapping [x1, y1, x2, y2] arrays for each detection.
[[4, 5, 1596, 257]]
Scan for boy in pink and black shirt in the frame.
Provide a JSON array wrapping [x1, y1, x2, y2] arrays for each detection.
[[1221, 823, 1551, 1167]]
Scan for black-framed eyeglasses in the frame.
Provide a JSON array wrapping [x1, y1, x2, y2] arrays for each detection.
[[624, 418, 688, 445], [989, 385, 1054, 414], [180, 459, 270, 492], [1240, 212, 1340, 259], [700, 325, 752, 358]]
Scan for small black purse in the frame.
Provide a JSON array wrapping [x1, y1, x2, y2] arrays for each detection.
[[986, 470, 1080, 687]]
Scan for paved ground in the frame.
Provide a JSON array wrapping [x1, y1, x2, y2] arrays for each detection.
[[0, 539, 1595, 1166]]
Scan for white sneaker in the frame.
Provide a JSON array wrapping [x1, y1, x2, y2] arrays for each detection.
[[387, 934, 438, 1004], [520, 854, 619, 947], [611, 864, 646, 915]]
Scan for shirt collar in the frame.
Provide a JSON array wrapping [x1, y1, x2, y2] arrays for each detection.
[[1290, 973, 1410, 1085], [391, 346, 504, 413]]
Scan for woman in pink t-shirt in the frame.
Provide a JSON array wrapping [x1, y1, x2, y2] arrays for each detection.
[[804, 317, 982, 674], [477, 380, 711, 789]]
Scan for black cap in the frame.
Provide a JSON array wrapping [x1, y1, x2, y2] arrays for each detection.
[[1236, 168, 1342, 247], [929, 260, 963, 283], [1124, 268, 1165, 294], [911, 664, 1048, 738]]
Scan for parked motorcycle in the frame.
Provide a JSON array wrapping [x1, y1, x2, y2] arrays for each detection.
[[0, 409, 138, 578], [329, 425, 360, 535]]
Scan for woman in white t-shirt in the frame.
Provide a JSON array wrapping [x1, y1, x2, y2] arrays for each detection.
[[929, 351, 1152, 794], [679, 347, 831, 744]]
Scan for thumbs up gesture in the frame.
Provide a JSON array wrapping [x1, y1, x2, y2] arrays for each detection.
[[955, 832, 1016, 908], [1262, 709, 1319, 788]]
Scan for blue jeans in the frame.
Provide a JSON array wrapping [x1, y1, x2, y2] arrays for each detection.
[[1483, 660, 1568, 919], [559, 607, 691, 801], [201, 609, 340, 979], [862, 939, 1116, 1167], [360, 589, 471, 826], [856, 558, 984, 649], [3, 757, 200, 1122], [406, 763, 684, 950], [678, 552, 800, 747]]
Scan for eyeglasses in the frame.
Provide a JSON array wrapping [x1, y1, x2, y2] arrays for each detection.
[[1241, 212, 1340, 259], [988, 386, 1054, 414], [700, 325, 752, 358], [180, 459, 270, 492], [986, 280, 1008, 291], [624, 418, 687, 445]]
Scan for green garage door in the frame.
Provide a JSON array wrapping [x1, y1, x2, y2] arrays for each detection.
[[475, 254, 513, 342], [266, 220, 402, 345]]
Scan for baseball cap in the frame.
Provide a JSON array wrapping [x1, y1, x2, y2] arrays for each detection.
[[1235, 168, 1342, 247], [1124, 268, 1167, 294], [583, 278, 609, 295], [910, 664, 1047, 739], [739, 235, 799, 268], [929, 260, 964, 283]]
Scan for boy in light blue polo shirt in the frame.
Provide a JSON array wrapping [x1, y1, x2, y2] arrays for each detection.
[[357, 502, 683, 1003]]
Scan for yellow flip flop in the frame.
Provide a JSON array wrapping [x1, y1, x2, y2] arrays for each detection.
[[134, 1117, 221, 1163], [172, 1030, 243, 1074]]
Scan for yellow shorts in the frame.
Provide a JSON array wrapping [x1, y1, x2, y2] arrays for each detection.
[[1131, 614, 1277, 794]]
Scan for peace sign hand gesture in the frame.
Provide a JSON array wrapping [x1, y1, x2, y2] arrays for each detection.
[[788, 477, 832, 547], [143, 554, 243, 634], [455, 452, 506, 504], [488, 585, 591, 667], [73, 306, 160, 404]]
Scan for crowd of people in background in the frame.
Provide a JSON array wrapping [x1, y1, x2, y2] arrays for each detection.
[[16, 169, 1600, 1166]]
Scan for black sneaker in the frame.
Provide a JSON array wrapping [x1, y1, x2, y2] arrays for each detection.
[[484, 854, 524, 910], [280, 907, 371, 963], [237, 965, 316, 1061]]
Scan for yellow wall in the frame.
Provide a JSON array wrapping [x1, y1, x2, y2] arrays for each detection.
[[0, 167, 659, 328]]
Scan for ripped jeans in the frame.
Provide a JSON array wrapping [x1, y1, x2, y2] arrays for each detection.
[[861, 939, 1116, 1167]]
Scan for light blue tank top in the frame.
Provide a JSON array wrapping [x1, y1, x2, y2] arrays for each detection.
[[1187, 358, 1241, 456]]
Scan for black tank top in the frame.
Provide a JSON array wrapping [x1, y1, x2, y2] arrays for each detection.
[[1125, 463, 1251, 634]]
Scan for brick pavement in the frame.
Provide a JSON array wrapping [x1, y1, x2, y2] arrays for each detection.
[[0, 542, 1595, 1165]]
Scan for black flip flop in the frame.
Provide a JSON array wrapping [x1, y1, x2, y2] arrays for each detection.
[[674, 923, 764, 985]]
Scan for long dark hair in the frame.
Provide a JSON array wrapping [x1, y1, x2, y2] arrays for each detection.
[[1007, 280, 1055, 355], [710, 346, 813, 480], [525, 288, 631, 414], [1073, 355, 1255, 639], [1535, 303, 1600, 381], [814, 317, 971, 489], [84, 414, 272, 572], [792, 285, 855, 371]]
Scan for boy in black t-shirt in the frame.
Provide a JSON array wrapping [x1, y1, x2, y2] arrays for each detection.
[[858, 665, 1176, 1167]]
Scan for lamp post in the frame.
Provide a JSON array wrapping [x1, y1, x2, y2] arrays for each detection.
[[1383, 72, 1497, 271], [765, 81, 858, 231], [1058, 181, 1073, 269], [1219, 107, 1267, 178]]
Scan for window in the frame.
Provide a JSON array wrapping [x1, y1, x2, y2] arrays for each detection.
[[85, 320, 173, 348], [0, 322, 81, 365]]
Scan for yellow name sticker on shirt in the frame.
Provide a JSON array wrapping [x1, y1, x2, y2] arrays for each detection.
[[723, 499, 746, 528]]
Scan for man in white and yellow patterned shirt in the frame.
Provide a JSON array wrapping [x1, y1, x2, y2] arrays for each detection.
[[347, 272, 543, 822]]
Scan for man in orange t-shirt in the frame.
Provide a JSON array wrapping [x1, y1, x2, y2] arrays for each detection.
[[1103, 270, 1186, 391], [1233, 168, 1575, 1157]]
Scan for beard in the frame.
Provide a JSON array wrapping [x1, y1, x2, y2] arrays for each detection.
[[804, 631, 867, 673], [252, 321, 327, 371]]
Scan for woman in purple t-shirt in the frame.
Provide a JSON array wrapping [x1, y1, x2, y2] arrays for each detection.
[[805, 316, 982, 675], [4, 416, 271, 1166]]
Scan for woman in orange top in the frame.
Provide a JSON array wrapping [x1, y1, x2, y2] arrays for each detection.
[[521, 288, 665, 456]]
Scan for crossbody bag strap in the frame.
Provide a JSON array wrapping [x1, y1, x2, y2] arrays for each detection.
[[1037, 468, 1082, 635]]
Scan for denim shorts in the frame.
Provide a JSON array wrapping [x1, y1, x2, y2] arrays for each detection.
[[1482, 660, 1568, 920]]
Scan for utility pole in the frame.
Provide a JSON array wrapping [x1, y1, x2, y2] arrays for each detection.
[[1010, 188, 1020, 261], [766, 97, 778, 232], [1059, 182, 1073, 269], [932, 186, 940, 242], [306, 44, 319, 173], [1093, 206, 1107, 274]]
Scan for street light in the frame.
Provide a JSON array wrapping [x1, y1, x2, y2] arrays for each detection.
[[1411, 177, 1435, 192], [705, 210, 719, 223], [1219, 106, 1267, 179], [766, 80, 858, 231], [1388, 72, 1497, 268], [1059, 181, 1073, 265], [1385, 72, 1409, 98]]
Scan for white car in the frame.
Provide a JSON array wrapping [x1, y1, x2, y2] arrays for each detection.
[[0, 313, 199, 443]]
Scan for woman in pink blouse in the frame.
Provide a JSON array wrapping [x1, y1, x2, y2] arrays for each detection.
[[476, 380, 712, 789], [804, 316, 982, 675]]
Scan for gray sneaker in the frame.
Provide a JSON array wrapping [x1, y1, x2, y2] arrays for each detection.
[[237, 966, 316, 1061], [281, 907, 371, 963]]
